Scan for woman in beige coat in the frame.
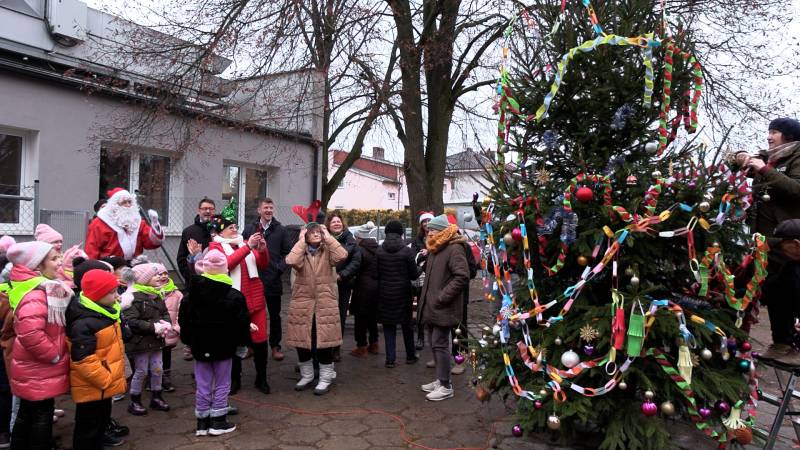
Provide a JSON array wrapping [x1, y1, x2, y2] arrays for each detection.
[[285, 223, 348, 395]]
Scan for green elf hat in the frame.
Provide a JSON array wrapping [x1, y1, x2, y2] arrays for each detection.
[[208, 198, 238, 234]]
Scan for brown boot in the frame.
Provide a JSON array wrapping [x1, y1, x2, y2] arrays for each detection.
[[350, 346, 368, 357], [271, 347, 285, 361], [367, 342, 380, 355]]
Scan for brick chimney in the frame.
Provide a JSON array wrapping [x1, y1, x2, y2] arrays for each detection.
[[372, 146, 385, 160]]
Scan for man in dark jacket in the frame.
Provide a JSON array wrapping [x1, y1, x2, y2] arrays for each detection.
[[176, 198, 216, 286], [350, 222, 381, 357], [418, 215, 469, 402], [734, 119, 800, 362], [376, 221, 420, 367], [243, 198, 292, 361]]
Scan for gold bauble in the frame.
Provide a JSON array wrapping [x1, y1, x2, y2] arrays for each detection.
[[660, 401, 676, 416], [577, 255, 589, 266], [546, 415, 561, 430]]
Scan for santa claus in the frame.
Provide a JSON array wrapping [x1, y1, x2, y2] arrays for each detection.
[[85, 188, 164, 260]]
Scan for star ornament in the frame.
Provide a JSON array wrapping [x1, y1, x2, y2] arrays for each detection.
[[535, 168, 551, 184], [579, 324, 600, 342]]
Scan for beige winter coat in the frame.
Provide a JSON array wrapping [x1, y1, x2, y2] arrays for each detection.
[[285, 236, 348, 349]]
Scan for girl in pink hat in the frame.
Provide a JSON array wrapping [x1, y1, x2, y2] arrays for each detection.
[[34, 225, 64, 254], [5, 241, 72, 448]]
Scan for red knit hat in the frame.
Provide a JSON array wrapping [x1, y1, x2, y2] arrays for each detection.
[[82, 269, 119, 302]]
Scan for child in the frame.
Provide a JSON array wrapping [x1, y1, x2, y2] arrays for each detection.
[[67, 269, 127, 450], [150, 264, 182, 393], [180, 250, 250, 436], [56, 245, 88, 289], [6, 241, 72, 448], [122, 263, 172, 415]]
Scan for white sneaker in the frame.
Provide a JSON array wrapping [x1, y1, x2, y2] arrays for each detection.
[[426, 384, 454, 401], [421, 379, 441, 393]]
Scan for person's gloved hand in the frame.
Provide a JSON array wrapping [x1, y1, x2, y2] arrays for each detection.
[[153, 321, 171, 336], [148, 209, 163, 235], [235, 346, 248, 359]]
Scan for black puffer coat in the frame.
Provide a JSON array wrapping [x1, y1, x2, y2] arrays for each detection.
[[122, 292, 171, 354], [334, 229, 362, 285], [376, 234, 419, 325], [351, 239, 379, 316], [179, 275, 251, 361]]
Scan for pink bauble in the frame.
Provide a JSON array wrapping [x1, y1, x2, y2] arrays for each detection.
[[641, 400, 658, 417], [454, 354, 466, 365], [511, 227, 523, 242], [576, 186, 594, 203], [715, 400, 731, 414], [698, 407, 712, 419], [534, 400, 543, 410], [512, 424, 523, 437]]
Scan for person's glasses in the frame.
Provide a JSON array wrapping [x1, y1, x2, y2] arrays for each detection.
[[200, 207, 215, 211]]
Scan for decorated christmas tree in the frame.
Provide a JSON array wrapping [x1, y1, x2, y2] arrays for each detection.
[[471, 1, 767, 449]]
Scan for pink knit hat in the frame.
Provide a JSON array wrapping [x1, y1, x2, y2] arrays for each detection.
[[131, 263, 162, 284], [62, 245, 88, 271], [7, 241, 54, 270], [0, 235, 16, 254], [34, 224, 63, 244], [195, 249, 228, 275]]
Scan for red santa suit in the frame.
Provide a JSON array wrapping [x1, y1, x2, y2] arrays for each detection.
[[85, 188, 164, 260], [208, 236, 269, 344]]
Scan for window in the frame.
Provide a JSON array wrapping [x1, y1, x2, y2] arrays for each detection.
[[387, 192, 396, 200], [222, 164, 269, 225], [0, 134, 23, 224], [99, 147, 171, 226], [443, 183, 448, 194]]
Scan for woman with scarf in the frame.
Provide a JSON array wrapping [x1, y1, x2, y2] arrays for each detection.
[[324, 214, 361, 362], [416, 215, 469, 402], [734, 117, 800, 363], [206, 212, 270, 395], [286, 222, 348, 395], [5, 241, 72, 449]]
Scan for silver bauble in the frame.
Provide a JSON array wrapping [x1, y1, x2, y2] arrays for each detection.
[[503, 233, 514, 246], [630, 276, 640, 289], [547, 415, 561, 430], [554, 337, 563, 346], [700, 348, 713, 360], [452, 338, 460, 346], [561, 349, 580, 369], [618, 381, 628, 390], [644, 141, 659, 154], [698, 201, 711, 212], [762, 193, 771, 202], [492, 324, 501, 336], [644, 390, 655, 400], [652, 170, 662, 178], [624, 267, 634, 277], [455, 328, 463, 336]]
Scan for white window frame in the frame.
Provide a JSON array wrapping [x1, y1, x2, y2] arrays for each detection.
[[101, 144, 181, 234], [0, 126, 38, 234], [223, 162, 270, 226], [387, 192, 396, 200]]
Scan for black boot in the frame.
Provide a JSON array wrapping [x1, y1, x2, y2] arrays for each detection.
[[161, 369, 175, 393], [107, 417, 129, 437], [253, 344, 271, 395], [195, 417, 211, 437], [208, 414, 236, 436], [332, 346, 341, 362], [128, 394, 147, 416], [149, 391, 170, 412]]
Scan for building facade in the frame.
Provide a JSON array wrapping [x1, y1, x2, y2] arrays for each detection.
[[0, 0, 323, 255]]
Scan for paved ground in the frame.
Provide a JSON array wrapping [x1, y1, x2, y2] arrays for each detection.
[[47, 281, 799, 449]]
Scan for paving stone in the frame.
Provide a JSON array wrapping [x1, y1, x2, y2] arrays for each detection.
[[318, 419, 369, 435], [317, 435, 371, 450], [276, 426, 327, 445], [363, 429, 408, 447]]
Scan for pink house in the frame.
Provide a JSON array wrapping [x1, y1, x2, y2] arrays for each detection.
[[328, 147, 409, 210]]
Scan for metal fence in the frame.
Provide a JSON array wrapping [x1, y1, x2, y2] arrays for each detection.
[[0, 183, 38, 236]]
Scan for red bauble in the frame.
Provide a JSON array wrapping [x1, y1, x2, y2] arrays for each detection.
[[575, 186, 594, 202], [741, 341, 752, 352], [511, 227, 523, 242], [641, 400, 658, 417]]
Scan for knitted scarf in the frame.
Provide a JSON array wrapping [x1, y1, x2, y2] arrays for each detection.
[[426, 224, 460, 254], [213, 235, 258, 292], [767, 141, 800, 164], [8, 277, 72, 326]]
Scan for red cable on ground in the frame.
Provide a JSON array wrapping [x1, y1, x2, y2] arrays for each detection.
[[231, 395, 497, 450]]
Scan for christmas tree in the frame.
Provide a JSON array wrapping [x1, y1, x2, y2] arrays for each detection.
[[472, 1, 767, 449]]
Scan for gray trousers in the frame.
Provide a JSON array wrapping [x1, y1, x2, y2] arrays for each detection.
[[425, 324, 451, 386]]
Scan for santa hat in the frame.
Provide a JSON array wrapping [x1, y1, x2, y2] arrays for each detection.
[[81, 269, 119, 302], [130, 263, 162, 284], [0, 235, 16, 254], [62, 245, 88, 271], [34, 224, 63, 244], [419, 211, 435, 224], [107, 188, 134, 205], [7, 241, 53, 270], [195, 249, 228, 275]]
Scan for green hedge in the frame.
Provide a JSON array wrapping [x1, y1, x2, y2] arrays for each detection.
[[325, 207, 459, 229]]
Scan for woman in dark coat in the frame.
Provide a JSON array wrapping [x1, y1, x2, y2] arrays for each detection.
[[349, 222, 380, 357], [411, 212, 433, 350], [376, 221, 420, 367], [325, 214, 361, 361]]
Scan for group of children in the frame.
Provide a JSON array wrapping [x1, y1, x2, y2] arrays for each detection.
[[0, 222, 252, 449]]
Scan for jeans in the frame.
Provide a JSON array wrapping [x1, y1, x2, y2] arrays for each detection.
[[266, 294, 283, 349], [73, 399, 112, 450], [383, 323, 415, 363], [354, 309, 379, 347], [194, 359, 232, 418], [425, 324, 451, 386], [130, 350, 163, 395], [10, 397, 54, 450]]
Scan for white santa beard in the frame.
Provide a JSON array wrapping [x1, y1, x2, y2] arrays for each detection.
[[109, 204, 141, 231]]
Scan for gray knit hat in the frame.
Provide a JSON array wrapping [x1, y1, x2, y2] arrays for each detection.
[[427, 214, 450, 231], [354, 221, 376, 239]]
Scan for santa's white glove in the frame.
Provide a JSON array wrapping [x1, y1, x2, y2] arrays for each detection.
[[147, 209, 163, 235], [250, 323, 259, 332], [235, 346, 248, 359]]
